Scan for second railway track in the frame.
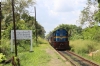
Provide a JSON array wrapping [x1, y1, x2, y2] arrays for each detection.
[[57, 50, 99, 66]]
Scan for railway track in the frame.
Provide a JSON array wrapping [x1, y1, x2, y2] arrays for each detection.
[[57, 50, 100, 66]]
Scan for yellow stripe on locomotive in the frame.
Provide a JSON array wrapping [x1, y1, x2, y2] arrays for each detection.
[[54, 36, 68, 42], [55, 36, 67, 38]]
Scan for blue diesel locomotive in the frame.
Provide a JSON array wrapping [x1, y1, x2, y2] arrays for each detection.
[[49, 28, 70, 50]]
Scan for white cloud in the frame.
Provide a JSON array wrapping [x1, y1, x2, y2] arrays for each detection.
[[50, 0, 86, 11], [44, 0, 86, 17], [52, 0, 75, 12], [34, 0, 87, 35]]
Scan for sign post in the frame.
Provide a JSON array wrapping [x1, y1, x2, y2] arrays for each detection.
[[34, 6, 37, 45], [12, 0, 17, 56], [11, 30, 33, 52]]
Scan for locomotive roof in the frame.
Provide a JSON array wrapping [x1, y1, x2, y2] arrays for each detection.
[[48, 28, 68, 38], [54, 28, 67, 32]]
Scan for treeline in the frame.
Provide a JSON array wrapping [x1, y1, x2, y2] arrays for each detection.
[[46, 24, 100, 41], [0, 0, 46, 56], [46, 0, 100, 41], [78, 0, 100, 41], [45, 24, 81, 40], [1, 0, 45, 39]]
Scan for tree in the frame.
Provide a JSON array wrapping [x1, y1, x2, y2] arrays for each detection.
[[21, 13, 46, 38], [94, 0, 100, 22], [2, 0, 35, 15], [78, 0, 98, 27], [46, 24, 82, 40], [97, 0, 100, 7], [1, 0, 46, 39], [1, 0, 35, 29], [21, 13, 35, 29]]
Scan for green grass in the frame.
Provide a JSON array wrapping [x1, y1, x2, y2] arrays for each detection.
[[19, 44, 51, 66], [70, 39, 100, 64], [0, 39, 11, 56], [0, 37, 51, 66], [1, 44, 51, 66]]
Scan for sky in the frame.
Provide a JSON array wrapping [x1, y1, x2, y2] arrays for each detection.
[[29, 0, 87, 35]]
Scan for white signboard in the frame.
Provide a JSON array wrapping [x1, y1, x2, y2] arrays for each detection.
[[11, 30, 32, 39], [11, 30, 33, 52]]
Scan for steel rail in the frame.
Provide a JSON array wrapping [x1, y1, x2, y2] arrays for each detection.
[[57, 50, 77, 66], [66, 51, 99, 66]]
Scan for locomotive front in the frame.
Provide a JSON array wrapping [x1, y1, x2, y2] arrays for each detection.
[[53, 28, 70, 50]]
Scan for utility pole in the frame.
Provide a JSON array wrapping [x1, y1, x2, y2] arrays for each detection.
[[12, 0, 17, 56], [0, 2, 1, 52], [34, 6, 37, 45]]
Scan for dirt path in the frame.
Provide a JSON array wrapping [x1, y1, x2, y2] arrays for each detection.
[[45, 45, 72, 66]]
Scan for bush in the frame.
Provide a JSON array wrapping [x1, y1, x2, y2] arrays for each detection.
[[93, 30, 100, 41], [70, 39, 100, 64], [1, 39, 11, 55], [70, 39, 97, 54], [37, 37, 48, 44], [0, 53, 6, 63]]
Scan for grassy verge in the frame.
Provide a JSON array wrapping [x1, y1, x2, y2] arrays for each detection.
[[70, 39, 100, 64], [19, 44, 51, 66], [0, 37, 51, 66], [1, 43, 51, 66]]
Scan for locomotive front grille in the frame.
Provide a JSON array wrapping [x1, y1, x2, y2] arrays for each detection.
[[60, 43, 64, 45]]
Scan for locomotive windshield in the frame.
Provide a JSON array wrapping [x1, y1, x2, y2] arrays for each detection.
[[54, 29, 68, 42]]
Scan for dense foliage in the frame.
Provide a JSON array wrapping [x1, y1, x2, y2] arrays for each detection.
[[70, 0, 100, 64], [1, 0, 45, 39], [0, 53, 6, 63], [46, 24, 82, 40], [46, 23, 100, 41], [46, 0, 100, 41], [78, 0, 100, 41], [0, 0, 46, 55], [70, 40, 100, 64], [78, 0, 99, 27]]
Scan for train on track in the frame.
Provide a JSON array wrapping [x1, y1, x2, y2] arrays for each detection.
[[48, 28, 70, 50]]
